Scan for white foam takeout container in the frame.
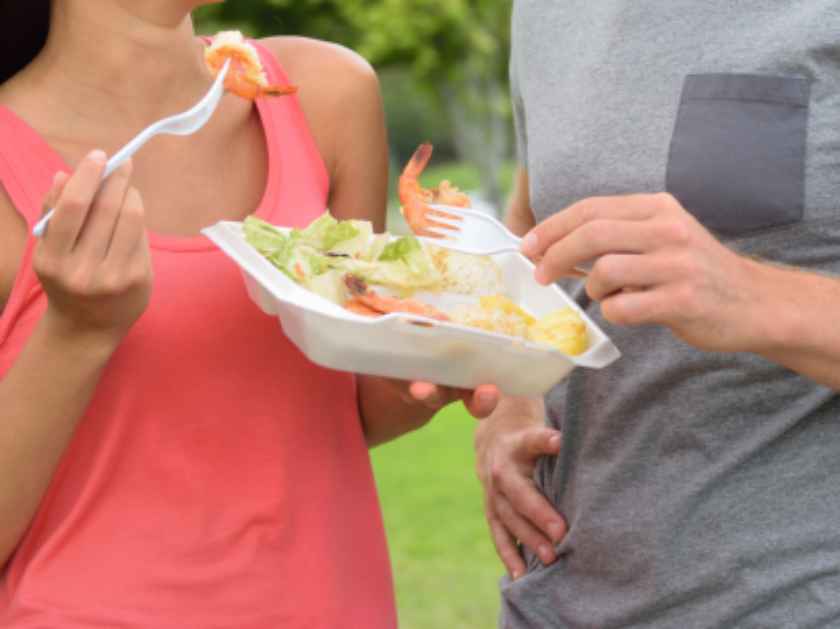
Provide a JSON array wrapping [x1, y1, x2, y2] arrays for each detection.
[[202, 221, 621, 397]]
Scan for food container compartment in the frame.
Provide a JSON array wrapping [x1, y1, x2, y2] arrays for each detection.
[[203, 220, 621, 397]]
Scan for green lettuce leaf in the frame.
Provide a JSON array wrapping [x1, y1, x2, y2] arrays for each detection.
[[245, 216, 333, 282], [298, 212, 360, 251], [244, 215, 441, 292]]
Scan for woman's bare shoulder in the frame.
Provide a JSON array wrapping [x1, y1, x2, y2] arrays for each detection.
[[256, 36, 384, 182], [257, 35, 378, 87], [256, 35, 381, 126]]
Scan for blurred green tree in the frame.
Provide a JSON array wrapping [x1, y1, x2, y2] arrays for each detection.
[[194, 1, 513, 212], [193, 0, 356, 46], [345, 1, 513, 212]]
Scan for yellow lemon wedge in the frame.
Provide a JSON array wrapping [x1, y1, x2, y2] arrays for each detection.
[[529, 307, 589, 355]]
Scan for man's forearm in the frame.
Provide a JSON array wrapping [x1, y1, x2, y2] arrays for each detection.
[[505, 167, 536, 237], [747, 259, 840, 390]]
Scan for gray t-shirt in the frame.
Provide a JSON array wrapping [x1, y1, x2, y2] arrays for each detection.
[[503, 2, 840, 628]]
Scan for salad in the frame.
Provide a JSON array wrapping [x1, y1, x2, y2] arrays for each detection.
[[243, 212, 589, 356]]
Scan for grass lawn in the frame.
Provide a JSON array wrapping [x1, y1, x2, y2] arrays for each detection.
[[371, 403, 504, 629]]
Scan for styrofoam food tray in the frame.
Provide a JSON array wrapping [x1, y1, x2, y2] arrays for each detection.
[[202, 221, 621, 396]]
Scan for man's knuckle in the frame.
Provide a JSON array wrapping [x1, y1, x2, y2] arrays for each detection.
[[490, 463, 506, 486], [574, 201, 592, 223], [659, 219, 690, 246], [673, 283, 697, 311], [602, 297, 630, 325], [655, 192, 678, 210]]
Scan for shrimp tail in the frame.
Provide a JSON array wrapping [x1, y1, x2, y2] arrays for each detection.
[[401, 143, 434, 180]]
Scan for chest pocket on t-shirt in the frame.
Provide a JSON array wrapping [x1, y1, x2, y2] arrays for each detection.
[[666, 73, 810, 235]]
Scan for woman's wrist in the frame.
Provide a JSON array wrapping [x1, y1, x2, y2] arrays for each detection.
[[37, 308, 124, 364], [357, 377, 438, 447]]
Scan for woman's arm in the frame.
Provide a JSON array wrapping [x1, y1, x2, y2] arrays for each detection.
[[0, 312, 116, 565], [0, 156, 152, 567], [261, 36, 388, 230]]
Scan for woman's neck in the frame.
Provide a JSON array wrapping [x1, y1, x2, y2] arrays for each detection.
[[20, 0, 213, 129]]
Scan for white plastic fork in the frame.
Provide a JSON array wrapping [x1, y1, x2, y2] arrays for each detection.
[[417, 204, 522, 256], [417, 204, 594, 273], [32, 59, 231, 237]]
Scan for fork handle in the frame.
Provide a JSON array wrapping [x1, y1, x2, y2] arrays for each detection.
[[32, 147, 136, 238]]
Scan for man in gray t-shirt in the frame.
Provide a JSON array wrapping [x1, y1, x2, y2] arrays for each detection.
[[475, 2, 840, 627]]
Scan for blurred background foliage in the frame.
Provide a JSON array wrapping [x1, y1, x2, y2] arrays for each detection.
[[194, 1, 515, 221], [194, 3, 514, 627]]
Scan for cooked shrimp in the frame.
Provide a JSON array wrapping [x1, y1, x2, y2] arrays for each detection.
[[205, 31, 297, 100], [344, 300, 382, 317], [347, 292, 450, 321], [343, 274, 449, 321], [398, 143, 470, 238], [434, 179, 472, 207]]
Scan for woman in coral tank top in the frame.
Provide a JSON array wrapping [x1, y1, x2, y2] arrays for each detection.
[[0, 1, 498, 627]]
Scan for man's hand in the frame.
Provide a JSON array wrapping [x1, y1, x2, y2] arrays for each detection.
[[474, 398, 567, 579], [520, 193, 771, 353]]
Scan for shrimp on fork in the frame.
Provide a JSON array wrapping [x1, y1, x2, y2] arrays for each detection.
[[205, 31, 297, 101], [398, 143, 471, 238]]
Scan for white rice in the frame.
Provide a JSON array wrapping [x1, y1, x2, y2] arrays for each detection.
[[427, 246, 505, 295]]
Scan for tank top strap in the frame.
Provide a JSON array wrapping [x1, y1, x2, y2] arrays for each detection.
[[0, 106, 66, 229], [252, 39, 295, 91], [250, 40, 330, 223]]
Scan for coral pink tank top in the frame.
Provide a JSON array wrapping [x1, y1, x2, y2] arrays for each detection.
[[0, 42, 396, 628]]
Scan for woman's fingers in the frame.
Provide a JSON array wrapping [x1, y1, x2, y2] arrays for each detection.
[[104, 187, 148, 268], [407, 381, 443, 407], [76, 159, 133, 261], [43, 149, 108, 254], [462, 385, 500, 419], [42, 171, 70, 216], [407, 382, 500, 419]]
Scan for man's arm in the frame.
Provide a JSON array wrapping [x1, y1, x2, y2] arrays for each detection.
[[506, 167, 536, 236], [473, 165, 568, 578], [520, 192, 840, 390], [475, 395, 565, 578], [739, 260, 840, 390]]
